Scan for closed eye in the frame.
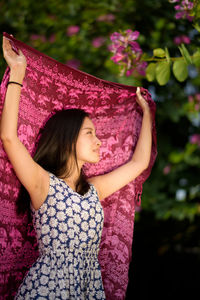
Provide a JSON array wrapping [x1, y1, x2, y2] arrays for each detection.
[[82, 127, 96, 135]]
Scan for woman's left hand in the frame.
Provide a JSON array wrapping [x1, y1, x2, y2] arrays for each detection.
[[136, 87, 150, 112], [3, 36, 27, 75]]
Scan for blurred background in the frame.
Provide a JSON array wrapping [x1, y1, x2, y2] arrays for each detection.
[[0, 0, 200, 299]]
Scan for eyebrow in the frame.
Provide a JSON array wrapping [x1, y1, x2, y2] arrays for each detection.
[[82, 127, 96, 133], [82, 127, 95, 130]]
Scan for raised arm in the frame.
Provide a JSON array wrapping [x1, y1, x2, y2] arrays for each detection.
[[0, 36, 49, 210], [88, 87, 152, 201]]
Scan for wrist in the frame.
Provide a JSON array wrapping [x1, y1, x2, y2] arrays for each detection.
[[10, 64, 26, 79], [142, 106, 151, 114], [143, 108, 152, 124], [10, 69, 25, 84]]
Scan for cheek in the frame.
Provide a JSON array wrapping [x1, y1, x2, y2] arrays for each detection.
[[76, 137, 90, 156], [76, 140, 83, 156]]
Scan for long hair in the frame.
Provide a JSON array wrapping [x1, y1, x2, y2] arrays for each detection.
[[16, 108, 90, 220]]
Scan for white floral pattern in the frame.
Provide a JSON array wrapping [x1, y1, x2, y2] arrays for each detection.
[[14, 173, 105, 299]]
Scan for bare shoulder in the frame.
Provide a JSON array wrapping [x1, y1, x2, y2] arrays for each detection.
[[87, 177, 103, 201]]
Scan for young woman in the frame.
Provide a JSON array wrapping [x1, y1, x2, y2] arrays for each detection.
[[0, 36, 152, 299]]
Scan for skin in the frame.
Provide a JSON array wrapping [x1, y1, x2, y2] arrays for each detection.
[[76, 117, 101, 167], [0, 36, 152, 210]]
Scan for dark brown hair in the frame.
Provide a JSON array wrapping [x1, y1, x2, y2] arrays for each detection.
[[16, 108, 90, 219]]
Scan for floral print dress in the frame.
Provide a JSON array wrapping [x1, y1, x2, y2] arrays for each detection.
[[14, 173, 105, 300]]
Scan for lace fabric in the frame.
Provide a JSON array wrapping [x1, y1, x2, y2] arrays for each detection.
[[0, 32, 157, 299]]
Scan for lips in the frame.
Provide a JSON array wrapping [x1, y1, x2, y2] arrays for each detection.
[[93, 149, 100, 154]]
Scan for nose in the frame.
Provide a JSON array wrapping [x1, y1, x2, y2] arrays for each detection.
[[96, 136, 101, 147]]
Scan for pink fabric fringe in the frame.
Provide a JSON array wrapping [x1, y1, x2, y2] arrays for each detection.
[[0, 32, 157, 299]]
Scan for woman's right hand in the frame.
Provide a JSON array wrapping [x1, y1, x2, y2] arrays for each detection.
[[3, 36, 27, 79], [136, 87, 150, 113]]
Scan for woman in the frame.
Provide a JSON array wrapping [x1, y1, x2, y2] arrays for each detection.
[[0, 36, 152, 299]]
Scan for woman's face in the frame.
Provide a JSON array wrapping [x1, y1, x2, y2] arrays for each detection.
[[76, 117, 101, 166]]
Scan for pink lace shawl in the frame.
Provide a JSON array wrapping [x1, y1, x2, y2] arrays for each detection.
[[0, 32, 157, 299]]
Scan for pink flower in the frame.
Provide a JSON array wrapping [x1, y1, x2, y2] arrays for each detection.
[[188, 95, 194, 102], [65, 59, 81, 69], [195, 94, 200, 102], [174, 36, 182, 45], [126, 29, 140, 41], [129, 41, 142, 53], [175, 11, 185, 19], [66, 25, 80, 36], [111, 53, 125, 63], [187, 94, 200, 113], [136, 61, 148, 76], [182, 35, 191, 44], [163, 165, 171, 175], [109, 29, 146, 77], [30, 34, 40, 40], [126, 69, 134, 76], [125, 60, 147, 77], [174, 35, 190, 45], [30, 34, 46, 42], [97, 14, 115, 22], [189, 134, 200, 147], [49, 34, 56, 43], [188, 94, 200, 110], [109, 42, 122, 53], [110, 32, 124, 43], [174, 0, 194, 21], [92, 37, 106, 48]]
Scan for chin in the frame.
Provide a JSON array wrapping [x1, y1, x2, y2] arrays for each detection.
[[88, 156, 100, 164], [91, 158, 100, 164]]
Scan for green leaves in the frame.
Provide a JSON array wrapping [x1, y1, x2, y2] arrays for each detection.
[[152, 58, 189, 85], [193, 49, 200, 67], [178, 44, 192, 64], [173, 60, 188, 82], [172, 44, 190, 82], [146, 48, 171, 85], [153, 48, 166, 58], [156, 61, 171, 86], [146, 63, 156, 82], [145, 45, 196, 85], [146, 60, 172, 86]]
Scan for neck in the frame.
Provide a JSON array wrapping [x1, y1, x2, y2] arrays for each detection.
[[66, 170, 80, 185], [63, 159, 83, 189]]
